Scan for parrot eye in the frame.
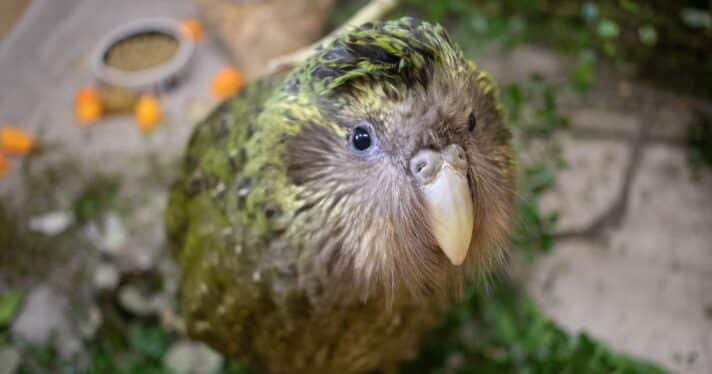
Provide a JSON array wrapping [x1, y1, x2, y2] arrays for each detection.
[[350, 126, 372, 151], [468, 112, 477, 132]]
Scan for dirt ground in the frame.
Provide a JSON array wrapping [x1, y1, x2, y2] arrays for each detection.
[[0, 1, 710, 373], [0, 0, 29, 42]]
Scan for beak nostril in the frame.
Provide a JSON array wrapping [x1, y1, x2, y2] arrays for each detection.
[[415, 161, 427, 174], [410, 150, 443, 183]]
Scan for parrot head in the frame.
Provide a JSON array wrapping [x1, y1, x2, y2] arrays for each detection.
[[272, 18, 516, 302]]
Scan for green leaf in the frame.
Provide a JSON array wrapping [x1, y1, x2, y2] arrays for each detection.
[[581, 2, 599, 23], [571, 52, 596, 91], [470, 14, 489, 33], [638, 25, 658, 46], [0, 290, 23, 328], [128, 323, 169, 360], [603, 41, 617, 57], [571, 63, 593, 91], [526, 165, 556, 195], [619, 0, 640, 14], [502, 84, 525, 126], [596, 20, 620, 39], [680, 8, 712, 29]]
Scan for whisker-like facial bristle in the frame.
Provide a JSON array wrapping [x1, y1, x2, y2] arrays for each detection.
[[282, 17, 516, 306]]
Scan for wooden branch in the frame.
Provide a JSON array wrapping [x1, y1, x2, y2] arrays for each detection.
[[267, 0, 398, 72]]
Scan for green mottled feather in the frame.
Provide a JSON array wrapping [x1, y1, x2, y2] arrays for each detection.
[[166, 17, 510, 373], [302, 19, 459, 93]]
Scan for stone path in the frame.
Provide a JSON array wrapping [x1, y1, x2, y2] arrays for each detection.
[[482, 48, 712, 373], [530, 89, 712, 373], [0, 2, 711, 373]]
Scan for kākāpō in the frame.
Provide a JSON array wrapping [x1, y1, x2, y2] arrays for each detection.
[[166, 17, 516, 373]]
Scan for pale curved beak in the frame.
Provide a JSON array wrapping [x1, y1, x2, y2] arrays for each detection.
[[420, 162, 474, 266]]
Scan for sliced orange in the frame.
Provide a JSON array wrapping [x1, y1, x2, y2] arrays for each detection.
[[75, 86, 103, 124], [1, 126, 34, 156], [135, 95, 162, 133], [211, 67, 244, 100], [0, 154, 8, 177], [180, 19, 204, 42]]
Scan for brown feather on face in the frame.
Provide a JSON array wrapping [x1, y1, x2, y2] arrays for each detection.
[[284, 40, 515, 305], [286, 119, 439, 302]]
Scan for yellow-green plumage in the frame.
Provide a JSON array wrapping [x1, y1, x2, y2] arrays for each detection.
[[166, 17, 515, 372]]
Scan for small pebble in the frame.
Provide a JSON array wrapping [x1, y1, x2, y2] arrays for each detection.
[[93, 263, 119, 291], [118, 286, 156, 316], [102, 212, 127, 253], [163, 340, 223, 374], [28, 211, 74, 236], [12, 285, 82, 358], [78, 305, 102, 339]]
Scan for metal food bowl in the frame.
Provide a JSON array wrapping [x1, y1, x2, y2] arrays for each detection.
[[92, 18, 194, 92]]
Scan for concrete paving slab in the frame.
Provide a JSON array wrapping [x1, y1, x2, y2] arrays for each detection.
[[562, 80, 692, 145], [540, 134, 632, 232], [530, 141, 712, 373], [529, 238, 712, 374], [479, 45, 568, 84], [510, 46, 712, 373], [612, 144, 712, 274]]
